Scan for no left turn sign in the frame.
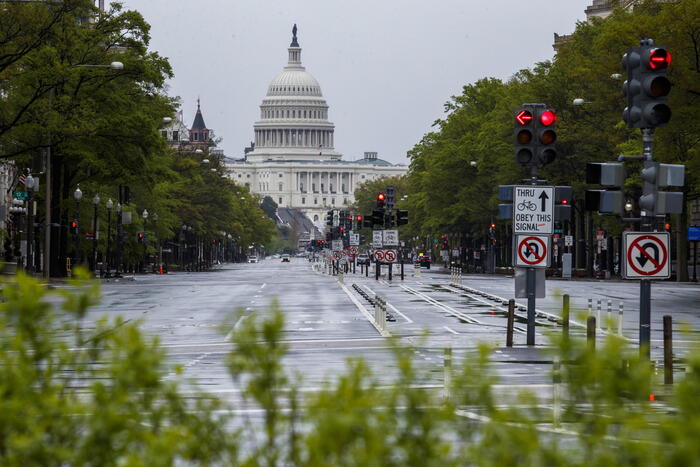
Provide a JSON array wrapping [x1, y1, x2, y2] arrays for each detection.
[[384, 249, 397, 263], [514, 234, 550, 268], [623, 232, 670, 279]]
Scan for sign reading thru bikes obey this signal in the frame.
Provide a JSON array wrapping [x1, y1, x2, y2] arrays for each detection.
[[513, 186, 554, 234], [515, 235, 550, 268], [622, 232, 670, 279]]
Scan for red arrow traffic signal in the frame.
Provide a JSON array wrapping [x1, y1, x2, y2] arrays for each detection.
[[515, 109, 533, 126]]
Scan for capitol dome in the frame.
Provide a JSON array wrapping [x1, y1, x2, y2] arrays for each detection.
[[247, 25, 340, 163]]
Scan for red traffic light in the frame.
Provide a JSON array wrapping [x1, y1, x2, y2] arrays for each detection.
[[539, 110, 557, 126], [664, 223, 671, 230], [71, 221, 77, 228], [649, 48, 671, 70], [138, 233, 144, 239], [377, 193, 386, 201], [356, 215, 363, 221], [515, 109, 533, 126], [561, 199, 568, 205], [490, 223, 496, 229]]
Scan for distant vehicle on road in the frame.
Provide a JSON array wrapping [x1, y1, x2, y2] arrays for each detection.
[[281, 254, 291, 262], [356, 254, 370, 265], [415, 254, 431, 269], [248, 256, 259, 263]]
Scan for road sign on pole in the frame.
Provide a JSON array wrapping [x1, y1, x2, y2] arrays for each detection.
[[332, 240, 343, 252], [349, 233, 360, 246], [515, 235, 550, 268], [373, 250, 385, 262], [383, 230, 399, 246], [513, 185, 554, 234], [384, 249, 397, 263], [622, 232, 670, 279], [372, 231, 383, 248], [12, 191, 28, 201]]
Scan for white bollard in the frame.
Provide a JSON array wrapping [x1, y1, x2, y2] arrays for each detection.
[[597, 299, 602, 331], [607, 299, 612, 331], [618, 301, 624, 336], [588, 298, 593, 317]]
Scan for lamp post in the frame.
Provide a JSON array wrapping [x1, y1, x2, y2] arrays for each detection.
[[25, 173, 35, 273], [180, 224, 187, 271], [74, 185, 82, 267], [115, 202, 122, 276], [142, 209, 148, 272], [105, 198, 113, 274], [92, 193, 100, 272]]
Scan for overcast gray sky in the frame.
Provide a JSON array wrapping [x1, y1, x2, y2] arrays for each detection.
[[119, 0, 588, 164]]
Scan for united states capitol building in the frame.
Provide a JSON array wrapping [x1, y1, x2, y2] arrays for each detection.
[[225, 26, 407, 225]]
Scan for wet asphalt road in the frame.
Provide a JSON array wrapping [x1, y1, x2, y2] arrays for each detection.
[[83, 257, 700, 406]]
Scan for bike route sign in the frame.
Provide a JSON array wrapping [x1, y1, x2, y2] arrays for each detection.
[[514, 234, 550, 268], [513, 185, 554, 235], [622, 232, 670, 280]]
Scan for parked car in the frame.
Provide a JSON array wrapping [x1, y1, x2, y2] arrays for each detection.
[[281, 254, 291, 262], [356, 253, 370, 266], [415, 254, 431, 269], [248, 255, 259, 263]]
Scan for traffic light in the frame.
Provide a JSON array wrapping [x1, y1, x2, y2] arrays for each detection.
[[535, 108, 557, 165], [384, 212, 393, 229], [554, 186, 572, 221], [362, 215, 373, 228], [325, 231, 332, 242], [664, 223, 671, 232], [371, 209, 384, 226], [355, 215, 363, 230], [622, 39, 672, 129], [376, 193, 386, 208], [396, 210, 408, 226], [386, 186, 395, 210], [325, 210, 333, 226], [137, 232, 146, 243], [514, 107, 535, 166], [489, 223, 496, 242], [439, 234, 448, 249], [70, 220, 78, 235], [585, 163, 625, 215], [639, 162, 684, 215]]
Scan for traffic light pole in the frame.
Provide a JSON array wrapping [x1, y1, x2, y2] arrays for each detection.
[[639, 128, 655, 359], [526, 165, 538, 346]]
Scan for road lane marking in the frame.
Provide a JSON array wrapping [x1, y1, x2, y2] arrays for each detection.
[[260, 283, 266, 289], [225, 313, 252, 341], [444, 326, 459, 335]]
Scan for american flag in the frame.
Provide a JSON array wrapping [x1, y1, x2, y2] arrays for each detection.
[[18, 174, 26, 186]]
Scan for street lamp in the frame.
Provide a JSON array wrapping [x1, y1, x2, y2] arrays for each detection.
[[25, 173, 36, 273], [91, 193, 100, 272], [141, 209, 149, 272], [115, 202, 122, 276], [74, 185, 82, 268], [106, 198, 113, 274]]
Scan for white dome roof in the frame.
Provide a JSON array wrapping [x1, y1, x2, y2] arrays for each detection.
[[268, 69, 321, 94]]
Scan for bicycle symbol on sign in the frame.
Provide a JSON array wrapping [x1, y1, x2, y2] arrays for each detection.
[[517, 200, 538, 211]]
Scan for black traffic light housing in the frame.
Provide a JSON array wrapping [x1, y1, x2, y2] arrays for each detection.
[[325, 210, 333, 226], [535, 108, 557, 165], [376, 193, 386, 208], [396, 210, 408, 226], [514, 107, 535, 166], [70, 220, 79, 235], [622, 39, 672, 129], [514, 105, 557, 167]]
